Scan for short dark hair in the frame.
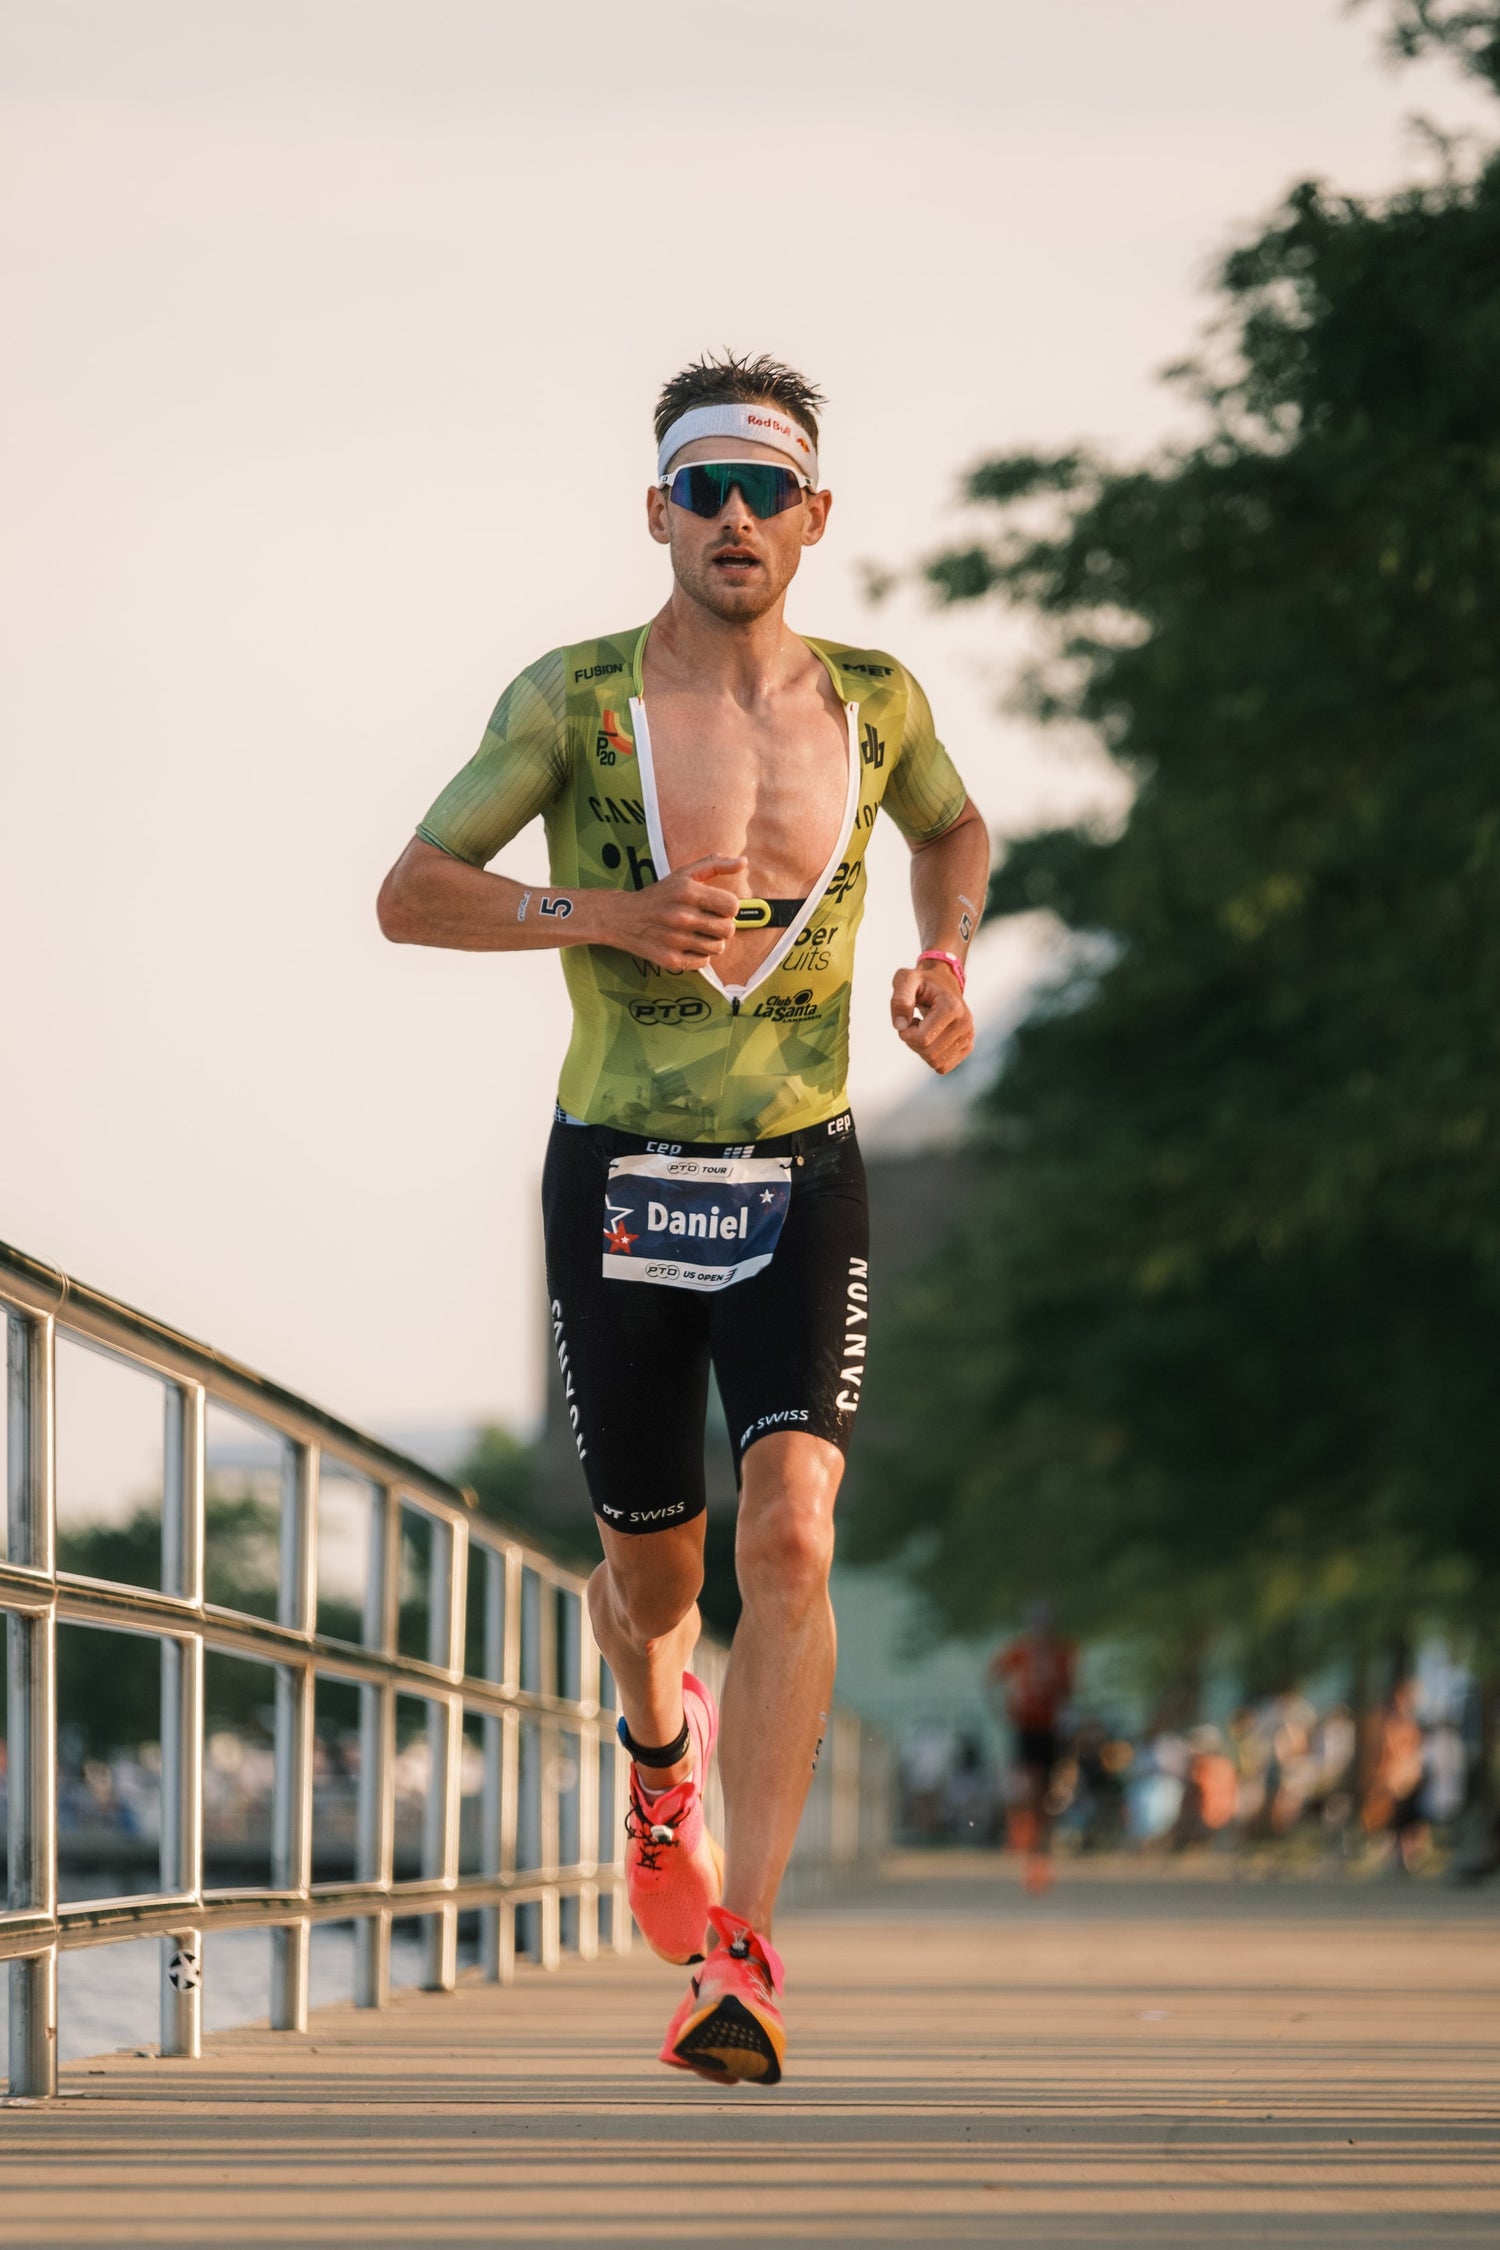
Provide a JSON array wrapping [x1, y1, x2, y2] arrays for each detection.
[[653, 350, 825, 452]]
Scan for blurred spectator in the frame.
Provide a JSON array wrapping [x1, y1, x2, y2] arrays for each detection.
[[1065, 1719, 1130, 1849], [985, 1601, 1076, 1892], [1171, 1725, 1239, 1847], [1362, 1678, 1428, 1870], [1126, 1731, 1186, 1845]]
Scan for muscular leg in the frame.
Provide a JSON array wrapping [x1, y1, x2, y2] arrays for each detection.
[[587, 1514, 706, 1789], [718, 1431, 844, 1930]]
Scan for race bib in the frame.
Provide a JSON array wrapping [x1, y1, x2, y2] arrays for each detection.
[[602, 1151, 792, 1291]]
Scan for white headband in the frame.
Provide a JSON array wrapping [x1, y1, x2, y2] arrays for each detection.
[[656, 401, 819, 484]]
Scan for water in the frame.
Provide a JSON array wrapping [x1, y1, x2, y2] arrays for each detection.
[[3, 1922, 431, 2075]]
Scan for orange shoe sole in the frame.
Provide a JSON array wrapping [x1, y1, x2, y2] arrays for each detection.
[[663, 1988, 785, 2086]]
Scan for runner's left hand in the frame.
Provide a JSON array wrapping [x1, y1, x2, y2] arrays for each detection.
[[891, 963, 974, 1075]]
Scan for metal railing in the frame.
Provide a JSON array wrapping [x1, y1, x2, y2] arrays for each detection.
[[1, 1239, 888, 2097]]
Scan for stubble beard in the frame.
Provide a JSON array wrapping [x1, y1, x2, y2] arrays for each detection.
[[673, 543, 794, 626]]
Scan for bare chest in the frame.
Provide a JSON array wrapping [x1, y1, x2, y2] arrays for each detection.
[[637, 686, 852, 910]]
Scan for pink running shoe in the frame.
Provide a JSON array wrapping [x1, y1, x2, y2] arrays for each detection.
[[624, 1671, 723, 1965], [659, 1906, 787, 2086]]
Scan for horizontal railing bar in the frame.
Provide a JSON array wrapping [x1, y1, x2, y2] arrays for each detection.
[[199, 1888, 311, 1913], [3, 1585, 598, 1718], [0, 1912, 56, 1954], [52, 1894, 200, 1941], [53, 1575, 200, 1628], [0, 1874, 611, 1958], [1, 1279, 590, 1603], [0, 1562, 52, 1614], [0, 1242, 475, 1529]]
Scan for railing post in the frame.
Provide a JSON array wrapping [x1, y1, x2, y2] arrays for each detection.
[[271, 1438, 316, 2031], [6, 1311, 57, 2098], [421, 1513, 465, 1991], [503, 1548, 528, 1971], [492, 1546, 523, 1982], [355, 1481, 398, 2008], [600, 1652, 631, 1957], [159, 1379, 205, 2058], [478, 1544, 505, 1981], [576, 1619, 601, 1962], [539, 1584, 560, 1972]]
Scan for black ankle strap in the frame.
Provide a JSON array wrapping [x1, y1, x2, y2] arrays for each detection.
[[617, 1713, 691, 1767]]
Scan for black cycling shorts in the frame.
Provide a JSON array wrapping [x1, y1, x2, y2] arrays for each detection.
[[542, 1108, 871, 1534]]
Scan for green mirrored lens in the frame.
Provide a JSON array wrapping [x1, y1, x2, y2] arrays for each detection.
[[669, 464, 804, 520]]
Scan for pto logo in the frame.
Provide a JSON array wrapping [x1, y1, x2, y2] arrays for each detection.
[[629, 998, 710, 1026], [596, 708, 634, 767]]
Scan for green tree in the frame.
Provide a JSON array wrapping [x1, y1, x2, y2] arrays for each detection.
[[848, 7, 1500, 1693], [459, 1422, 542, 1535], [56, 1492, 281, 1759]]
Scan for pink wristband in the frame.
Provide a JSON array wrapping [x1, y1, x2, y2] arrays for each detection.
[[916, 947, 966, 994]]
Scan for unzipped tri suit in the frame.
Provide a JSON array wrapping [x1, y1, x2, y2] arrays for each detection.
[[417, 625, 968, 1529]]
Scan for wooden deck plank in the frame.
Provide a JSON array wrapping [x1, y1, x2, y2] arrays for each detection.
[[4, 1860, 1497, 2247]]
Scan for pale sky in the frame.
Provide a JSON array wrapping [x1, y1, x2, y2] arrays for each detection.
[[2, 0, 1489, 1464]]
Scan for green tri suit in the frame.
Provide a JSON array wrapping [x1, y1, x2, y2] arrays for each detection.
[[417, 625, 968, 1144]]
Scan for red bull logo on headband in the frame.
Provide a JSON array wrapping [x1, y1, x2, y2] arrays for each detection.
[[657, 401, 819, 485]]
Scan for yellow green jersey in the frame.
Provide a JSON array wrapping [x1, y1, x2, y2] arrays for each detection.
[[417, 624, 967, 1142]]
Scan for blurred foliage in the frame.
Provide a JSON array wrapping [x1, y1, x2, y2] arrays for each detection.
[[849, 9, 1500, 1690], [459, 1422, 544, 1538], [55, 1484, 496, 1756], [1369, 0, 1500, 88], [57, 1493, 281, 1759]]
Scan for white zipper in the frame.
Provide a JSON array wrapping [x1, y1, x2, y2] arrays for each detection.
[[627, 693, 860, 1007]]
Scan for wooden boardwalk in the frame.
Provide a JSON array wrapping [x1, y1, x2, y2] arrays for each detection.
[[5, 1856, 1497, 2247]]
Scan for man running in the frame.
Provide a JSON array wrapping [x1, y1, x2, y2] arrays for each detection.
[[987, 1601, 1076, 1894], [378, 352, 988, 2084]]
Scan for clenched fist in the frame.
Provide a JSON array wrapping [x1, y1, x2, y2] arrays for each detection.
[[891, 959, 974, 1075], [600, 853, 747, 972]]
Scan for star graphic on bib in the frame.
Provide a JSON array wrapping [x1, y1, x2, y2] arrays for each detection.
[[603, 1197, 638, 1254], [759, 1189, 776, 1204]]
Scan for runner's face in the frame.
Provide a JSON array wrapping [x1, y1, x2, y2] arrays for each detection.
[[646, 434, 832, 624]]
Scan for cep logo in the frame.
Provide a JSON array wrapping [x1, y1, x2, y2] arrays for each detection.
[[629, 998, 710, 1027]]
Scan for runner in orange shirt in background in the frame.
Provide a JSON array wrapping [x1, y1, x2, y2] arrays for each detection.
[[987, 1603, 1076, 1894]]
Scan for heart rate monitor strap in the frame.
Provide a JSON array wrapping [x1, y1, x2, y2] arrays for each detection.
[[734, 898, 802, 929]]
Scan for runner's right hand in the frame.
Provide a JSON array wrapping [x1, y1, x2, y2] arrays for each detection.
[[602, 854, 747, 971]]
